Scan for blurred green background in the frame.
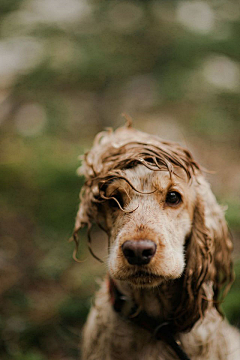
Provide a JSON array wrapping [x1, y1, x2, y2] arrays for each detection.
[[0, 0, 240, 359]]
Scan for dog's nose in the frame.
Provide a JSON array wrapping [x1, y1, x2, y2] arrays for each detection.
[[122, 240, 157, 265]]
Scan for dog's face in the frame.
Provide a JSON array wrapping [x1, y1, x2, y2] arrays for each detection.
[[103, 165, 196, 288], [74, 125, 233, 330]]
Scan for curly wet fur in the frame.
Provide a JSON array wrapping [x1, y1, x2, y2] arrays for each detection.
[[73, 123, 239, 359]]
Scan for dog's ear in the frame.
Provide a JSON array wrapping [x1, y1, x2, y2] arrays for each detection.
[[177, 175, 233, 331], [74, 185, 96, 235], [72, 182, 99, 261], [73, 180, 110, 262]]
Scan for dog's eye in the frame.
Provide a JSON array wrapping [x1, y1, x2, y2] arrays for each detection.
[[166, 191, 182, 206], [108, 192, 124, 209]]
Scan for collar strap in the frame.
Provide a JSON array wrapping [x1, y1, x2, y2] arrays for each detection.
[[108, 277, 191, 360]]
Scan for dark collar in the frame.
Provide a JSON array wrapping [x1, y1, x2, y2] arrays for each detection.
[[108, 277, 191, 360]]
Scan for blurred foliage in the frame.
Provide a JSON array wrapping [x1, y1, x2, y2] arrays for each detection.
[[0, 0, 240, 359]]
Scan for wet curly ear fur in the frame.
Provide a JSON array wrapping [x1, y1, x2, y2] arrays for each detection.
[[173, 175, 234, 332], [72, 185, 107, 262]]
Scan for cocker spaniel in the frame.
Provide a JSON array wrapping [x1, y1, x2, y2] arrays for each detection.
[[73, 122, 240, 360]]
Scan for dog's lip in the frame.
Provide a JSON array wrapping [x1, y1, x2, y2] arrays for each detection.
[[126, 270, 162, 279]]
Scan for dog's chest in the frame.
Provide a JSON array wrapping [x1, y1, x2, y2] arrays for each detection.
[[108, 322, 175, 360]]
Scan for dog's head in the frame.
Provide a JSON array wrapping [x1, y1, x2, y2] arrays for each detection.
[[74, 124, 233, 331]]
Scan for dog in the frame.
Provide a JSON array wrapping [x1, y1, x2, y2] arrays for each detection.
[[73, 122, 240, 359]]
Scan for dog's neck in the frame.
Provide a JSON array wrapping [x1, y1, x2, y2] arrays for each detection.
[[109, 275, 215, 334], [108, 276, 195, 360], [111, 277, 181, 322]]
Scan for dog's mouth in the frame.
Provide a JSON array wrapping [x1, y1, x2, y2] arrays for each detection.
[[125, 270, 164, 286]]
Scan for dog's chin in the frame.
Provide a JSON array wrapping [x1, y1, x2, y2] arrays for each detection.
[[114, 271, 167, 288]]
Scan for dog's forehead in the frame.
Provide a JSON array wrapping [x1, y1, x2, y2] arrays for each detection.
[[122, 165, 189, 191]]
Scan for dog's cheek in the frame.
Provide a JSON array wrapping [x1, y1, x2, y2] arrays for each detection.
[[172, 252, 185, 278], [155, 248, 185, 279], [170, 238, 186, 277], [104, 210, 116, 233], [107, 237, 122, 276], [166, 253, 185, 279]]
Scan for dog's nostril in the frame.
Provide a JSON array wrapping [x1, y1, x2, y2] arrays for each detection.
[[124, 249, 135, 258], [142, 248, 155, 258], [122, 240, 157, 266]]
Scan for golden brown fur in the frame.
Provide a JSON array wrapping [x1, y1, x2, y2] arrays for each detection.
[[74, 123, 240, 359]]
